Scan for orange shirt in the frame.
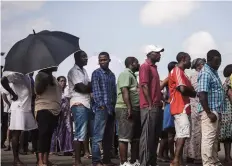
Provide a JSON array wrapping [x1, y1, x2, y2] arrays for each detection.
[[169, 67, 193, 115]]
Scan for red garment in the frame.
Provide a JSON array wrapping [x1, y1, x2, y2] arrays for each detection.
[[169, 66, 193, 115], [139, 59, 162, 109]]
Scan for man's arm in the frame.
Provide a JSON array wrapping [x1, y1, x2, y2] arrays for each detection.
[[174, 68, 196, 98], [160, 77, 168, 90], [197, 71, 212, 114], [118, 72, 132, 109], [177, 86, 197, 97], [198, 92, 211, 114], [139, 65, 152, 108], [122, 88, 132, 109], [112, 74, 117, 106], [74, 82, 91, 94], [1, 77, 18, 100], [91, 71, 105, 108], [2, 93, 11, 107]]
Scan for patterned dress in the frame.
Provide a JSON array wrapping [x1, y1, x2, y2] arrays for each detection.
[[219, 77, 232, 141], [50, 88, 73, 152], [184, 71, 201, 160]]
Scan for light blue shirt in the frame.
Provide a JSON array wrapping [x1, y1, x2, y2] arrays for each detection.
[[197, 64, 224, 113]]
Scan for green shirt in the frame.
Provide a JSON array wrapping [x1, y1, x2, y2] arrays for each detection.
[[116, 68, 139, 111]]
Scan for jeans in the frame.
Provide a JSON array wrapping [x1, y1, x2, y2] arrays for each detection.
[[71, 105, 91, 141], [91, 109, 115, 164]]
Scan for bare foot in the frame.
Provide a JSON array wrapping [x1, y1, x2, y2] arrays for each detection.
[[170, 161, 180, 166], [224, 157, 232, 163], [13, 160, 25, 166]]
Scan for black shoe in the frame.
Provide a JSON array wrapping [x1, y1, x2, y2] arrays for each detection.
[[1, 144, 6, 149], [4, 145, 11, 151]]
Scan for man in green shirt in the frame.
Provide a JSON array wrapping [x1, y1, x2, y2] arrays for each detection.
[[115, 57, 140, 166]]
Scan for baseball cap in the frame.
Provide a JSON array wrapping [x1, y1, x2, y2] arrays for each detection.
[[144, 45, 164, 55]]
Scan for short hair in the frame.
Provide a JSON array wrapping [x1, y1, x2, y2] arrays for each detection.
[[74, 50, 85, 61], [99, 52, 110, 59], [207, 49, 221, 62], [125, 57, 137, 68], [168, 61, 177, 72], [57, 76, 66, 81], [223, 64, 232, 77], [176, 52, 190, 63], [191, 58, 206, 69]]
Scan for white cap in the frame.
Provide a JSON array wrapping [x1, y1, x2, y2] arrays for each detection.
[[144, 45, 164, 55]]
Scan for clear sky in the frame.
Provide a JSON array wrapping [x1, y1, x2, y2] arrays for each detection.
[[1, 0, 232, 80]]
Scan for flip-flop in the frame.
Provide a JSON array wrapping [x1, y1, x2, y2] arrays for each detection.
[[12, 161, 25, 166], [84, 154, 92, 159], [47, 161, 57, 166]]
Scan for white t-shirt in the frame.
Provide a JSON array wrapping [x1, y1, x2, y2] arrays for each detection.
[[3, 72, 32, 112], [67, 64, 91, 108]]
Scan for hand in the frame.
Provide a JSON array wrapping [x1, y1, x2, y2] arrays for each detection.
[[11, 94, 18, 101], [99, 106, 105, 110], [127, 108, 132, 119], [207, 112, 217, 123], [148, 105, 152, 111], [7, 104, 11, 108]]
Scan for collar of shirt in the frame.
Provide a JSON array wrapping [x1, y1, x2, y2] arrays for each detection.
[[99, 67, 112, 74], [205, 63, 218, 74], [74, 64, 85, 71], [124, 68, 137, 78], [145, 59, 157, 67]]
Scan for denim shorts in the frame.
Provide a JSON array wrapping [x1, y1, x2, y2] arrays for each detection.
[[71, 105, 92, 141]]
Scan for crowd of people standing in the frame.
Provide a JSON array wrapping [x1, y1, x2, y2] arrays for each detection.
[[1, 45, 232, 166]]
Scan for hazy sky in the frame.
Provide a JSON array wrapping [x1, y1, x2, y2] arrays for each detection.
[[1, 0, 232, 80]]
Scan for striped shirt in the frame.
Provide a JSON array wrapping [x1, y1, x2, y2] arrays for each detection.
[[91, 68, 117, 115], [197, 64, 224, 113]]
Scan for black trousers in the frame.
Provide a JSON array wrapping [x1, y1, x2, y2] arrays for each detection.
[[139, 107, 162, 166], [36, 110, 58, 153], [1, 112, 9, 146]]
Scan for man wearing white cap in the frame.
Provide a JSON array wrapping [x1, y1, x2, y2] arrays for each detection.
[[139, 45, 164, 166]]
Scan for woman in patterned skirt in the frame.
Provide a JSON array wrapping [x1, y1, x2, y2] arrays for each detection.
[[184, 58, 205, 164], [220, 64, 232, 163], [50, 76, 73, 155]]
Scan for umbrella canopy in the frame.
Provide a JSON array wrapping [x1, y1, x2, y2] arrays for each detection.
[[4, 30, 80, 74]]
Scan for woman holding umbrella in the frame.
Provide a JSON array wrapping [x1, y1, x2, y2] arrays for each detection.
[[35, 67, 62, 166], [3, 30, 80, 166]]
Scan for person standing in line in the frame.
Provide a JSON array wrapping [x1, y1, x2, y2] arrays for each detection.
[[219, 64, 232, 164], [197, 50, 224, 166], [50, 76, 73, 156], [139, 45, 164, 166], [115, 57, 140, 166], [91, 52, 117, 166], [67, 50, 92, 166], [158, 61, 177, 162], [1, 84, 12, 151], [35, 67, 62, 166], [169, 52, 196, 166], [1, 72, 38, 166], [184, 58, 206, 164]]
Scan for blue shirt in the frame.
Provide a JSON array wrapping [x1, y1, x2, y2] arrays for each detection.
[[197, 64, 224, 113], [91, 68, 117, 115]]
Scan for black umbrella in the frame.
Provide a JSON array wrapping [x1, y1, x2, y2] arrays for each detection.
[[4, 30, 80, 74]]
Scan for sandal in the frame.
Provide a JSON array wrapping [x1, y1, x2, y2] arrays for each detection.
[[47, 161, 57, 166], [83, 154, 92, 159], [12, 161, 25, 166]]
